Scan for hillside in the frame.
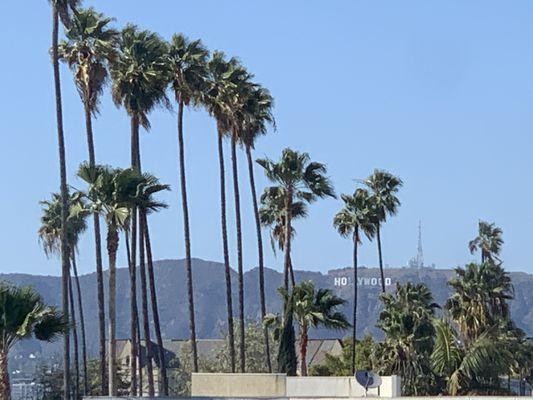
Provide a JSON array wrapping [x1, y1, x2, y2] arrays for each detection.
[[3, 259, 533, 359]]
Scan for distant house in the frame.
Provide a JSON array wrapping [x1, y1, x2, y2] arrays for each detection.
[[115, 337, 343, 394]]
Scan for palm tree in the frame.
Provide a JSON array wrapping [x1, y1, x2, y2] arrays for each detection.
[[364, 170, 402, 293], [135, 173, 171, 395], [446, 262, 513, 343], [375, 282, 438, 395], [468, 220, 504, 264], [167, 34, 209, 373], [0, 284, 68, 399], [239, 86, 276, 372], [38, 192, 89, 395], [281, 281, 349, 376], [47, 0, 79, 396], [259, 187, 307, 287], [110, 25, 169, 394], [204, 51, 244, 372], [77, 164, 139, 396], [257, 148, 336, 291], [58, 10, 118, 389], [333, 188, 376, 375]]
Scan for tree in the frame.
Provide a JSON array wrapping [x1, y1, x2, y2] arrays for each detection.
[[446, 262, 513, 343], [257, 149, 336, 291], [167, 33, 209, 374], [0, 284, 67, 399], [276, 294, 297, 376], [38, 192, 89, 396], [239, 86, 276, 372], [47, 0, 80, 396], [333, 188, 376, 374], [110, 24, 169, 395], [204, 51, 244, 372], [58, 9, 118, 389], [364, 170, 402, 293], [286, 281, 349, 376], [468, 220, 504, 264], [259, 176, 307, 287], [375, 282, 439, 395], [77, 164, 139, 395]]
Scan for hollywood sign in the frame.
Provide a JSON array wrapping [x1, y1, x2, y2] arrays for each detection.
[[333, 276, 393, 287]]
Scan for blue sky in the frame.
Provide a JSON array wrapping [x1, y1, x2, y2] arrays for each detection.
[[1, 1, 532, 276]]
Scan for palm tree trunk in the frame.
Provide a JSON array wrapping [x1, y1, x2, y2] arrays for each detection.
[[245, 145, 271, 373], [136, 311, 143, 395], [51, 6, 71, 398], [231, 135, 246, 373], [176, 99, 199, 373], [283, 191, 293, 292], [0, 349, 10, 400], [288, 253, 296, 288], [299, 325, 308, 376], [68, 268, 80, 400], [83, 94, 106, 394], [142, 212, 168, 395], [218, 128, 236, 373], [71, 251, 88, 396], [376, 223, 386, 293], [107, 226, 119, 396], [351, 228, 359, 375], [124, 231, 138, 396], [139, 216, 155, 396]]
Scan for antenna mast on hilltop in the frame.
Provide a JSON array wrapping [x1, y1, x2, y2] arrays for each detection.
[[416, 220, 424, 268]]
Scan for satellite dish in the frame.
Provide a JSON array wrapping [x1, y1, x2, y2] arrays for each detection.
[[355, 370, 381, 395]]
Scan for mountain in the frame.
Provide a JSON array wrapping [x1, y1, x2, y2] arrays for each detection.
[[3, 258, 533, 360]]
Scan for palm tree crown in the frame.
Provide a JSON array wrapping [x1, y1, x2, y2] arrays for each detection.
[[110, 25, 169, 129], [364, 169, 402, 222], [59, 8, 118, 114], [468, 220, 504, 264], [333, 188, 376, 242]]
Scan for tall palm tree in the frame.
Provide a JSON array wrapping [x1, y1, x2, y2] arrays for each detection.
[[257, 148, 336, 291], [38, 191, 89, 396], [58, 9, 118, 391], [239, 86, 275, 372], [333, 188, 376, 375], [167, 34, 209, 373], [204, 51, 243, 372], [468, 220, 504, 264], [77, 164, 139, 395], [280, 281, 349, 376], [47, 0, 79, 396], [364, 170, 402, 293], [110, 25, 169, 394], [0, 284, 67, 400]]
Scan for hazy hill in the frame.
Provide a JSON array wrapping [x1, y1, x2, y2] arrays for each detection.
[[3, 258, 533, 360]]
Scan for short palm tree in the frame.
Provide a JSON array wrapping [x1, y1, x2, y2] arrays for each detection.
[[110, 25, 169, 394], [257, 149, 336, 291], [47, 0, 80, 396], [364, 170, 402, 293], [58, 9, 118, 390], [282, 281, 349, 376], [77, 164, 139, 396], [167, 33, 209, 374], [0, 284, 68, 400], [468, 220, 504, 264], [333, 188, 376, 374], [38, 191, 89, 395], [259, 187, 307, 287], [135, 173, 170, 395]]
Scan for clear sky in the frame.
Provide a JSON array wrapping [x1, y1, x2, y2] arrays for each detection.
[[1, 1, 532, 276]]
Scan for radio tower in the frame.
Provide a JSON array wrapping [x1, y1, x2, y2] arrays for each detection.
[[416, 220, 424, 268]]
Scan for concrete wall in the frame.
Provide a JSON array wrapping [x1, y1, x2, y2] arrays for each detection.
[[191, 373, 400, 398], [191, 373, 286, 398]]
